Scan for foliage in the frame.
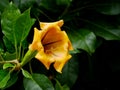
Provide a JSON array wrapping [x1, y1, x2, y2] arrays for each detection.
[[0, 0, 120, 89]]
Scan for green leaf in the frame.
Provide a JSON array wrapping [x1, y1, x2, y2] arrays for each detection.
[[0, 54, 4, 61], [62, 85, 70, 90], [40, 0, 55, 11], [22, 39, 29, 49], [24, 78, 43, 90], [1, 3, 35, 46], [13, 0, 36, 11], [55, 79, 70, 90], [1, 2, 21, 45], [3, 36, 15, 53], [40, 0, 71, 12], [0, 70, 10, 88], [0, 70, 7, 81], [66, 28, 97, 54], [3, 63, 14, 69], [55, 80, 62, 90], [0, 39, 4, 53], [0, 70, 17, 89], [13, 8, 35, 43], [56, 0, 72, 6], [21, 69, 32, 79], [23, 73, 54, 90], [2, 52, 16, 60], [95, 1, 120, 15], [3, 72, 18, 89], [56, 54, 79, 87], [84, 19, 120, 40], [32, 74, 54, 90], [0, 0, 9, 14]]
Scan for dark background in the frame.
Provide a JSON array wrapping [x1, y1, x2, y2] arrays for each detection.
[[72, 41, 120, 89]]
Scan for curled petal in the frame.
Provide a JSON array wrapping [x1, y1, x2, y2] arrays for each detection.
[[54, 54, 72, 73], [62, 31, 74, 50], [29, 28, 43, 51], [40, 20, 64, 29], [35, 52, 55, 69]]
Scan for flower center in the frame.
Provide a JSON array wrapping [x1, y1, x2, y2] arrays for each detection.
[[43, 40, 61, 55]]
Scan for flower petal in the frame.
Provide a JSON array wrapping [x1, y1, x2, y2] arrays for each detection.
[[61, 31, 74, 50], [53, 54, 72, 73], [35, 52, 55, 69], [40, 20, 64, 29], [44, 42, 71, 73], [29, 28, 43, 51]]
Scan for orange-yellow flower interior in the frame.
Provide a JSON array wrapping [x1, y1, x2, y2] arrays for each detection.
[[29, 20, 73, 73]]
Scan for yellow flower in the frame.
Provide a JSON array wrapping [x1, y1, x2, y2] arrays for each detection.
[[29, 20, 73, 73]]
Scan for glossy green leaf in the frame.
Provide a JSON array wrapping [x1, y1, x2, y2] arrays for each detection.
[[66, 28, 97, 54], [3, 72, 18, 89], [1, 3, 35, 46], [22, 40, 29, 49], [55, 80, 62, 90], [13, 8, 35, 43], [55, 79, 70, 90], [62, 85, 70, 90], [40, 0, 71, 11], [0, 70, 7, 81], [2, 52, 16, 60], [0, 54, 4, 62], [84, 19, 120, 40], [0, 56, 2, 61], [95, 1, 120, 15], [56, 54, 79, 87], [13, 0, 36, 11], [0, 70, 10, 88], [32, 74, 54, 90], [3, 36, 15, 53], [40, 0, 60, 12], [1, 2, 21, 45], [40, 0, 55, 9], [0, 0, 9, 14], [23, 73, 54, 90], [24, 78, 43, 90], [56, 0, 72, 6], [0, 39, 4, 53], [21, 69, 32, 79], [0, 69, 17, 89], [3, 63, 14, 69]]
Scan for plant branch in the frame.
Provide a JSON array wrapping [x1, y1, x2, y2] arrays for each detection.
[[58, 4, 70, 19], [0, 54, 4, 61], [0, 59, 18, 64]]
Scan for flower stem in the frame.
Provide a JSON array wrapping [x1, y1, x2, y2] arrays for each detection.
[[20, 49, 37, 67], [18, 43, 22, 60]]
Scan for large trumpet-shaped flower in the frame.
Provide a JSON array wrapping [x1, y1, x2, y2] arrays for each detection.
[[29, 20, 73, 73]]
